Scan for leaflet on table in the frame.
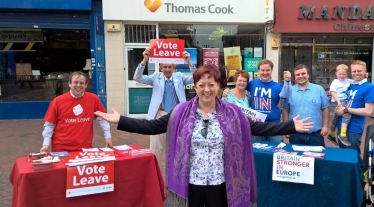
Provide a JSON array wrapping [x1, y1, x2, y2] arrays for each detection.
[[82, 148, 100, 152], [292, 145, 325, 152], [238, 105, 267, 122], [131, 149, 154, 156], [302, 152, 325, 159], [50, 151, 70, 158], [99, 147, 114, 152], [62, 151, 116, 166], [113, 144, 133, 151], [253, 143, 297, 155]]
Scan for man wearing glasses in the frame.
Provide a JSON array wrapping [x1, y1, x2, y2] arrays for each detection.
[[133, 48, 196, 163]]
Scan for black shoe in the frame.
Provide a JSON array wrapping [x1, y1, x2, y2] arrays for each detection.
[[338, 135, 351, 146], [327, 134, 338, 146]]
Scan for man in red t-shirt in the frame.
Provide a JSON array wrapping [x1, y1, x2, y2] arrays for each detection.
[[40, 71, 112, 152]]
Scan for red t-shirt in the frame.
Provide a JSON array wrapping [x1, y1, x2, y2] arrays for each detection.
[[44, 92, 106, 152]]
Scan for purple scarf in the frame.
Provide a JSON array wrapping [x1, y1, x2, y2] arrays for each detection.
[[165, 96, 257, 207]]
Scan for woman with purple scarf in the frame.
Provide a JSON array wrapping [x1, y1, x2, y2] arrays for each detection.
[[94, 65, 314, 207]]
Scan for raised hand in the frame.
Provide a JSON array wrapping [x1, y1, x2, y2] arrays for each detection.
[[182, 51, 192, 66], [283, 71, 291, 81], [141, 48, 150, 65]]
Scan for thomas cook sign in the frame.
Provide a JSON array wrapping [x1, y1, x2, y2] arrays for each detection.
[[103, 0, 268, 23]]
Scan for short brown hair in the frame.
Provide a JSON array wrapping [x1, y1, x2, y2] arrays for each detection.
[[69, 71, 88, 84], [193, 64, 221, 85], [336, 64, 349, 72], [258, 59, 274, 70], [233, 70, 249, 82], [294, 64, 309, 73], [351, 60, 367, 70]]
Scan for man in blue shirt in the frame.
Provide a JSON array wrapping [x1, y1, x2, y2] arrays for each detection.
[[335, 60, 374, 154], [282, 64, 329, 146]]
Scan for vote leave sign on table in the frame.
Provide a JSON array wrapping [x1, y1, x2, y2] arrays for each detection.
[[66, 151, 115, 197], [272, 153, 315, 185], [149, 39, 185, 64]]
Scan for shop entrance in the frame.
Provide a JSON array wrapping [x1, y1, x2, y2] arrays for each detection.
[[0, 28, 91, 102], [124, 46, 157, 118]]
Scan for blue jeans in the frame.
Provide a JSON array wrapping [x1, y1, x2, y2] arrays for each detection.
[[252, 135, 284, 143], [337, 129, 362, 154], [289, 130, 325, 146]]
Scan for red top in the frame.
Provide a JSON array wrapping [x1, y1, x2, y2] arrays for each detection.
[[44, 92, 106, 152]]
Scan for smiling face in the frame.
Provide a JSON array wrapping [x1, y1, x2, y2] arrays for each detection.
[[194, 74, 220, 105], [336, 69, 348, 81], [160, 64, 175, 79], [294, 68, 309, 87], [259, 63, 273, 82], [69, 74, 87, 97], [351, 64, 366, 82], [235, 75, 248, 90]]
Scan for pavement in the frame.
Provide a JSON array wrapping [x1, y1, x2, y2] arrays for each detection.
[[1, 115, 374, 207]]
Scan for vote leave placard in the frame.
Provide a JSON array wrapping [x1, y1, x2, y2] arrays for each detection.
[[65, 151, 115, 197], [149, 39, 185, 64]]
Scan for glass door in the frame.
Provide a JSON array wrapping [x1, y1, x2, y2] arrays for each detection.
[[125, 46, 157, 118]]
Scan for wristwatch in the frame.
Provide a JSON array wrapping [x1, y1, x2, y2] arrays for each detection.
[[344, 107, 349, 113]]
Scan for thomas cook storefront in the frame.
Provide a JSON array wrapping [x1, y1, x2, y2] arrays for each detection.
[[103, 0, 274, 118], [0, 0, 107, 119], [273, 0, 374, 90]]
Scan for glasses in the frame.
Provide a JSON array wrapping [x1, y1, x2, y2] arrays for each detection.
[[200, 119, 209, 138]]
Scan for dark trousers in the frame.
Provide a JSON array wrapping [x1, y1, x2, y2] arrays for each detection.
[[188, 183, 228, 207], [289, 130, 325, 146]]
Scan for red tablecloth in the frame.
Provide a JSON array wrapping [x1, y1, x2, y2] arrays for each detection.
[[9, 146, 166, 207]]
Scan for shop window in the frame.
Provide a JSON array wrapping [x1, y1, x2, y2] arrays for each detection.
[[124, 25, 156, 43], [345, 38, 372, 44], [315, 37, 344, 44], [281, 37, 313, 43], [0, 28, 91, 102]]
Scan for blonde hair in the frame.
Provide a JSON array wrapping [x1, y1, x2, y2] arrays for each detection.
[[336, 64, 348, 72], [351, 60, 367, 70]]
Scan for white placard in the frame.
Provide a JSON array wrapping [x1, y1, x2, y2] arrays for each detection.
[[272, 153, 315, 185], [238, 105, 267, 122], [253, 47, 263, 58]]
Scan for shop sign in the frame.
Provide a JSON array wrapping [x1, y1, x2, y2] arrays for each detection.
[[244, 58, 261, 72], [0, 31, 43, 42], [149, 39, 185, 64], [103, 0, 270, 23], [107, 24, 121, 32], [129, 88, 152, 114], [299, 5, 374, 31]]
